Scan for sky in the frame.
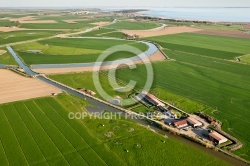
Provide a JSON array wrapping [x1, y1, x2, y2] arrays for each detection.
[[1, 0, 250, 7]]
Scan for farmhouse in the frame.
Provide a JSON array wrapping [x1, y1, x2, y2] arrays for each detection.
[[187, 117, 202, 128], [139, 92, 165, 107], [174, 119, 188, 128], [209, 131, 228, 145]]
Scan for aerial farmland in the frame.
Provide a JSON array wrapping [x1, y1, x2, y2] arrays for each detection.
[[0, 4, 249, 166]]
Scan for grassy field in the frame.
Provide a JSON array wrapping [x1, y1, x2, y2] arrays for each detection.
[[194, 24, 244, 31], [29, 28, 250, 161], [0, 94, 229, 165], [49, 32, 250, 160], [49, 72, 135, 104], [19, 21, 95, 29], [239, 54, 250, 64], [80, 28, 126, 39], [0, 20, 19, 27], [0, 15, 112, 30], [107, 21, 160, 30], [162, 21, 244, 31], [114, 49, 250, 160], [14, 38, 148, 64], [18, 17, 110, 30], [145, 33, 250, 58], [0, 30, 62, 45], [0, 48, 17, 65]]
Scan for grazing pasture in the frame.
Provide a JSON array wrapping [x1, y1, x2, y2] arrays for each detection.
[[14, 38, 148, 64]]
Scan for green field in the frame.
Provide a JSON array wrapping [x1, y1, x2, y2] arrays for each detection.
[[50, 33, 250, 160], [114, 50, 250, 160], [0, 94, 124, 165], [0, 48, 17, 65], [145, 33, 250, 59], [19, 21, 95, 29], [0, 94, 229, 165], [80, 28, 126, 38], [49, 72, 135, 105], [0, 30, 62, 45], [29, 27, 250, 161], [0, 20, 19, 27], [194, 24, 244, 31], [14, 38, 149, 64], [162, 20, 244, 31], [239, 54, 250, 64], [18, 17, 110, 30], [0, 15, 112, 30], [107, 21, 160, 30]]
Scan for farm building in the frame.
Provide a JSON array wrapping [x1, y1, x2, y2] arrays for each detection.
[[187, 117, 202, 128], [174, 119, 188, 128], [138, 92, 165, 107], [209, 131, 228, 145]]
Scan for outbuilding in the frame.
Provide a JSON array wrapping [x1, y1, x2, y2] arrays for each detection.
[[174, 119, 188, 128], [209, 131, 228, 145], [139, 92, 165, 107], [187, 117, 202, 128]]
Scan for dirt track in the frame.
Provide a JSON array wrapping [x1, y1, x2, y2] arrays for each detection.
[[194, 29, 250, 39], [33, 50, 167, 74], [121, 26, 202, 38], [0, 69, 61, 104]]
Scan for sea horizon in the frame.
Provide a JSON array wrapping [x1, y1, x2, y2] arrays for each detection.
[[102, 7, 250, 23], [140, 7, 250, 22]]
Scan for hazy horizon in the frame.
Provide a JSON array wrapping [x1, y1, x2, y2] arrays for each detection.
[[1, 0, 250, 8]]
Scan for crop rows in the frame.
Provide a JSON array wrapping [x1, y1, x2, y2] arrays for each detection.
[[0, 97, 124, 165]]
